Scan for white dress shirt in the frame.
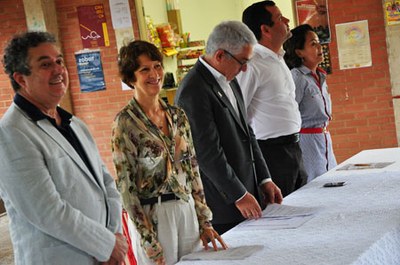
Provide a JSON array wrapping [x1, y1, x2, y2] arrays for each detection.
[[199, 56, 239, 117], [237, 43, 301, 140]]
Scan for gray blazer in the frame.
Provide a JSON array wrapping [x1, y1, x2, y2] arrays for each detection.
[[0, 103, 122, 265], [175, 61, 271, 225]]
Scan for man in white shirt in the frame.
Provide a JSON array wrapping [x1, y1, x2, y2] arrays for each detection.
[[238, 1, 307, 197]]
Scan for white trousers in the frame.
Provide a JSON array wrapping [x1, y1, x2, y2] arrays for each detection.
[[129, 195, 201, 265]]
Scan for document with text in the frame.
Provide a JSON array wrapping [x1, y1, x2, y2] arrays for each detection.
[[237, 203, 319, 230], [180, 245, 264, 261], [337, 162, 394, 171]]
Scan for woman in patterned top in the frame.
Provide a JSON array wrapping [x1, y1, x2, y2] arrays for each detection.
[[284, 24, 337, 182], [111, 40, 227, 265]]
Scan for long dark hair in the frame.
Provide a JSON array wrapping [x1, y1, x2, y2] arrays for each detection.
[[283, 24, 315, 69]]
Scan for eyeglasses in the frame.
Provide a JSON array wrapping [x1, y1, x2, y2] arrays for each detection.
[[222, 49, 249, 68]]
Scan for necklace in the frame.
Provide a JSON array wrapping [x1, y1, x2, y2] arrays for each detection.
[[148, 109, 165, 130]]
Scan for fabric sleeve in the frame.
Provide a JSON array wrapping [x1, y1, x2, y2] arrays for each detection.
[[102, 163, 123, 234], [180, 110, 213, 232], [236, 64, 259, 112], [291, 69, 306, 104], [248, 124, 272, 183], [73, 117, 123, 235], [176, 78, 247, 204]]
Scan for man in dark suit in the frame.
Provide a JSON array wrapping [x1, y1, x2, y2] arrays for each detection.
[[175, 21, 283, 235]]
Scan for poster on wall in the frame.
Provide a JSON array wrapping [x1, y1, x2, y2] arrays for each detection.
[[295, 0, 331, 43], [319, 44, 332, 74], [109, 0, 135, 50], [77, 4, 110, 48], [384, 0, 400, 25], [335, 20, 372, 70], [109, 0, 133, 29], [109, 0, 135, 90], [75, 50, 106, 92]]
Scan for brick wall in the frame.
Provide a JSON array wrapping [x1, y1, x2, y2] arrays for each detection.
[[55, 0, 140, 173], [0, 1, 26, 116], [326, 0, 397, 162], [0, 0, 397, 177]]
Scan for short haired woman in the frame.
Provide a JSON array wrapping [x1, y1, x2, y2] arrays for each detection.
[[111, 40, 227, 265]]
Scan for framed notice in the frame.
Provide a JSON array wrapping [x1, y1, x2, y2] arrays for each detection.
[[295, 0, 331, 43], [75, 50, 106, 92], [77, 4, 110, 48], [335, 20, 372, 70]]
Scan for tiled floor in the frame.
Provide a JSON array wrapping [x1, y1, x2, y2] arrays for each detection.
[[0, 213, 14, 265]]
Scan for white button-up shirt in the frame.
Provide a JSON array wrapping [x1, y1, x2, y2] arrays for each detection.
[[199, 56, 239, 117], [237, 43, 301, 140]]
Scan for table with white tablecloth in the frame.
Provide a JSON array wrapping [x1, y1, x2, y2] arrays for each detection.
[[177, 148, 400, 265]]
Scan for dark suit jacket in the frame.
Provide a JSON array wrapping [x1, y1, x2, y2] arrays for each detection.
[[175, 61, 271, 224]]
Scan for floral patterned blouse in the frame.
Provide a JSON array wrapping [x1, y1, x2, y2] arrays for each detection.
[[111, 98, 212, 262]]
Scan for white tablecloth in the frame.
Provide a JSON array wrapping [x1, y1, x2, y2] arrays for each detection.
[[177, 148, 400, 265], [326, 147, 400, 176]]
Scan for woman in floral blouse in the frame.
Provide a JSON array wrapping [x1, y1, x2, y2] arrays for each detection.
[[111, 40, 227, 265]]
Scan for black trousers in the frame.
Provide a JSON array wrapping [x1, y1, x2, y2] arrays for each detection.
[[257, 133, 307, 197], [212, 221, 241, 235]]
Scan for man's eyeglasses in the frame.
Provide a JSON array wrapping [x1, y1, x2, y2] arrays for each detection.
[[222, 49, 249, 68]]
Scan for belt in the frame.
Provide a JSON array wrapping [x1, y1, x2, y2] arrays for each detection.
[[140, 193, 180, 206], [261, 133, 300, 145], [300, 127, 328, 134]]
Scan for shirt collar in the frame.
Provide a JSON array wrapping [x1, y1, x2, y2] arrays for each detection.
[[297, 65, 312, 75], [254, 43, 285, 59], [199, 56, 229, 84], [14, 93, 72, 124], [297, 65, 327, 76]]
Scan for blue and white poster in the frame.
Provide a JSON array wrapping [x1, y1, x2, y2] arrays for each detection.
[[75, 50, 106, 92]]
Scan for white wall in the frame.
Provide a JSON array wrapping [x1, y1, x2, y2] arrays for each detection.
[[240, 0, 295, 28], [142, 0, 168, 24], [142, 0, 295, 42], [140, 0, 295, 82], [179, 0, 243, 41], [179, 0, 294, 42]]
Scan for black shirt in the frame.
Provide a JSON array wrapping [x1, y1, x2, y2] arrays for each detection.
[[14, 93, 97, 179]]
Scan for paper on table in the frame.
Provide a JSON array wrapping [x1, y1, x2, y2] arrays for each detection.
[[180, 245, 264, 261], [237, 203, 318, 230], [336, 162, 394, 171], [263, 203, 318, 217]]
